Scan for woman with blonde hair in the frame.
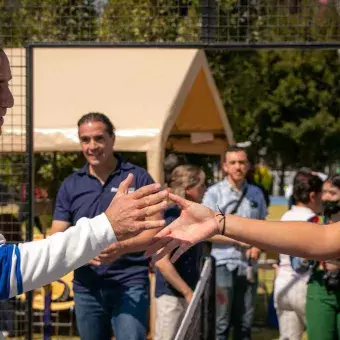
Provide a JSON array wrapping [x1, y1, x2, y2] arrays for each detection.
[[154, 164, 206, 340]]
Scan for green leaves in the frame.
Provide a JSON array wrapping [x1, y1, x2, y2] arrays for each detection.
[[0, 0, 98, 46], [209, 48, 340, 169], [100, 0, 200, 43]]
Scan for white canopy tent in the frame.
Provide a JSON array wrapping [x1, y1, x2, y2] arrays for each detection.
[[3, 47, 234, 183]]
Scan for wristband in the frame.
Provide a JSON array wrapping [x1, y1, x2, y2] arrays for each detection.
[[216, 205, 226, 236]]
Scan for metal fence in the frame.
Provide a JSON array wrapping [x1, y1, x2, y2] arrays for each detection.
[[1, 0, 340, 48], [1, 0, 339, 339], [0, 8, 33, 337]]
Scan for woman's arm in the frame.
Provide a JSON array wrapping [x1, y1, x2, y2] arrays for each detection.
[[208, 235, 250, 248], [155, 254, 193, 303], [145, 193, 340, 263], [223, 214, 340, 260]]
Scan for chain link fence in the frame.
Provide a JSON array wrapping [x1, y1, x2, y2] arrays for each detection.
[[1, 0, 340, 48], [1, 0, 339, 339]]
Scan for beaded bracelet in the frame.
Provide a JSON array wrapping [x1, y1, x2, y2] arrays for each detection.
[[216, 205, 226, 236]]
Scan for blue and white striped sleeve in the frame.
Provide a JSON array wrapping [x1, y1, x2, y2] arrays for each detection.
[[0, 242, 23, 300], [0, 213, 117, 300]]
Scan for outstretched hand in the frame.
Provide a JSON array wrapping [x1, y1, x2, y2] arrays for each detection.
[[145, 193, 220, 263], [104, 173, 168, 241]]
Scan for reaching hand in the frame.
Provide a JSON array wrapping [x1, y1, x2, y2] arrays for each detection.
[[88, 256, 102, 267], [105, 173, 168, 241], [145, 193, 220, 263], [97, 243, 122, 265], [246, 247, 261, 261]]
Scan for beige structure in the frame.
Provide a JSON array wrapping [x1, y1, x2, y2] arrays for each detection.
[[3, 47, 234, 183]]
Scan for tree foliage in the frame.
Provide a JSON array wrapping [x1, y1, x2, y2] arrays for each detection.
[[100, 0, 200, 42], [0, 0, 98, 46], [0, 0, 340, 196], [209, 48, 340, 169]]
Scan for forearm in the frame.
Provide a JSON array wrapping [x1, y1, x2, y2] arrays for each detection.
[[49, 223, 69, 235], [157, 260, 192, 296], [5, 214, 115, 299], [209, 234, 249, 248], [219, 213, 340, 260]]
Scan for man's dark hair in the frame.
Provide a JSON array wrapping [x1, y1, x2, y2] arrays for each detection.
[[225, 145, 248, 157], [77, 112, 115, 136], [293, 171, 323, 204], [327, 174, 340, 190]]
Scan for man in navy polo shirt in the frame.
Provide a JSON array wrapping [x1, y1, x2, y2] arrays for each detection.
[[51, 112, 157, 340]]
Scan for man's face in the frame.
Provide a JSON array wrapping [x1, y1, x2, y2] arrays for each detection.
[[0, 50, 14, 135], [223, 150, 249, 183], [78, 121, 115, 167]]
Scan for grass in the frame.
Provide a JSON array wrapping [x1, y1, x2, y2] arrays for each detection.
[[267, 204, 288, 221], [252, 329, 308, 340]]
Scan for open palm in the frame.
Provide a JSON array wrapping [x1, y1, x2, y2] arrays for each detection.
[[145, 193, 220, 262]]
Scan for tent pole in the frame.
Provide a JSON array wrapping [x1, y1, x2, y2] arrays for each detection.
[[146, 144, 165, 185]]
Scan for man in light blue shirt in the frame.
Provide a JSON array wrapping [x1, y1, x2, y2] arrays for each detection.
[[203, 145, 267, 340]]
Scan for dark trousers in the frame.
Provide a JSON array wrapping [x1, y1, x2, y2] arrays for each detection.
[[0, 299, 15, 336], [216, 265, 257, 340]]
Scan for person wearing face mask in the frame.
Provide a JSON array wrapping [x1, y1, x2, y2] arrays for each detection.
[[0, 48, 169, 339], [154, 165, 206, 340], [274, 171, 323, 340], [305, 175, 340, 340]]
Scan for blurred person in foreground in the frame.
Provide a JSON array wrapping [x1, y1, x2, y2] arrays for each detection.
[[246, 162, 272, 209], [0, 48, 168, 333], [305, 175, 340, 340], [202, 145, 267, 340], [274, 171, 323, 340], [154, 165, 206, 340]]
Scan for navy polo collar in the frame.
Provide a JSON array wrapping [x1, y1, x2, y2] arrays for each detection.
[[77, 154, 135, 176]]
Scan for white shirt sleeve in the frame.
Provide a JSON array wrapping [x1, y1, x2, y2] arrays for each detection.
[[0, 213, 116, 300]]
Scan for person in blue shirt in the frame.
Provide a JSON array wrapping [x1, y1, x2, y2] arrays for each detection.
[[154, 165, 206, 340], [202, 145, 267, 340], [50, 112, 158, 340]]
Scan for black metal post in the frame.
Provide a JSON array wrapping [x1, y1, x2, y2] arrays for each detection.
[[51, 151, 58, 216], [201, 256, 216, 340], [201, 0, 217, 43], [26, 41, 340, 50], [26, 44, 34, 340], [208, 256, 216, 340]]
